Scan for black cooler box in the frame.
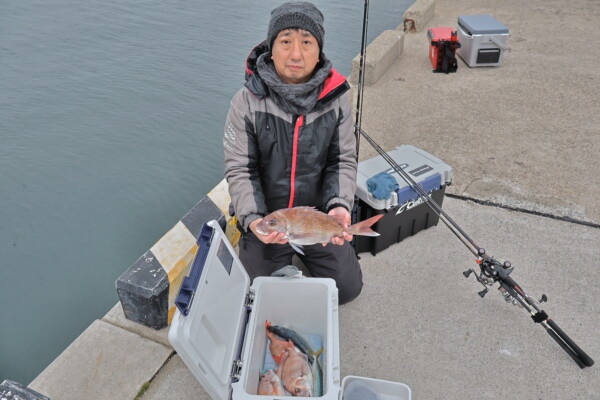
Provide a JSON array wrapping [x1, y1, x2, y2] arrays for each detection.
[[353, 145, 453, 255]]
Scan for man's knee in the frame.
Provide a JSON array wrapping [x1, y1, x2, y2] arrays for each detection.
[[337, 262, 363, 305], [304, 243, 363, 305]]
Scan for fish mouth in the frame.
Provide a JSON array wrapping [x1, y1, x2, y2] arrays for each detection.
[[255, 226, 267, 235]]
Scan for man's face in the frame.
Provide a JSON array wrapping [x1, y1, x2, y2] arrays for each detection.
[[271, 29, 320, 84]]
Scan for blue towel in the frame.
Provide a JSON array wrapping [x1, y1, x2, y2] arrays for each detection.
[[367, 172, 399, 200]]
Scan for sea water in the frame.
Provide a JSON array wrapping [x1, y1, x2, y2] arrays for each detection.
[[0, 0, 412, 384]]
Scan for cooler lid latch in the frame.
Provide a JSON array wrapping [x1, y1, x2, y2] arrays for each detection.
[[231, 359, 243, 382], [245, 290, 255, 310]]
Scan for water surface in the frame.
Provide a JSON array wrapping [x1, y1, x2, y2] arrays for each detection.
[[0, 0, 412, 383]]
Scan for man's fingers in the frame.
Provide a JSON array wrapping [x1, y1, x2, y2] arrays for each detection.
[[331, 237, 344, 246], [275, 233, 288, 244]]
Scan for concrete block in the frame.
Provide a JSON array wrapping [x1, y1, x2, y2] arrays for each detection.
[[28, 320, 172, 400], [350, 30, 405, 86], [402, 0, 436, 32], [116, 195, 225, 329], [1, 380, 49, 400]]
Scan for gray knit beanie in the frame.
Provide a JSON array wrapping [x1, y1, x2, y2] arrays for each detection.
[[267, 1, 325, 51]]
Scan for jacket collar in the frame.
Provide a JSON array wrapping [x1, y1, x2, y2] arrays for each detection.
[[244, 41, 349, 105]]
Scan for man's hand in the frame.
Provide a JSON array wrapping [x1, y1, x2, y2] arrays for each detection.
[[249, 219, 288, 245], [325, 206, 353, 246]]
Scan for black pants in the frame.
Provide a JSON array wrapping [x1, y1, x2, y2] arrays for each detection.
[[238, 232, 363, 305]]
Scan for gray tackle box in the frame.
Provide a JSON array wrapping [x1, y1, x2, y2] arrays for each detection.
[[168, 220, 411, 399], [457, 14, 509, 67], [353, 145, 452, 255]]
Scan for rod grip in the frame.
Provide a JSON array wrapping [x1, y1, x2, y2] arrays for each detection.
[[547, 319, 594, 367], [546, 329, 585, 368]]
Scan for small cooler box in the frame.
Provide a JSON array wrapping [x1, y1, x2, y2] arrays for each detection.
[[354, 145, 452, 256], [168, 220, 411, 400], [457, 15, 509, 67], [427, 27, 461, 73]]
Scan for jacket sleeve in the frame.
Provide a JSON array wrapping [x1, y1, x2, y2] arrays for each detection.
[[323, 91, 357, 212], [223, 88, 267, 231]]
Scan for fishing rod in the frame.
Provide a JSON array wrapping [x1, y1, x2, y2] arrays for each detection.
[[352, 2, 594, 369], [353, 0, 369, 157]]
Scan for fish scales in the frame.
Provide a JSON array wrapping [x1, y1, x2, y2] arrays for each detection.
[[282, 208, 343, 244], [255, 207, 383, 251], [257, 369, 286, 396], [267, 324, 323, 397], [280, 340, 313, 397]]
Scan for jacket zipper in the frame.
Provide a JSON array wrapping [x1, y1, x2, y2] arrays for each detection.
[[288, 115, 304, 208]]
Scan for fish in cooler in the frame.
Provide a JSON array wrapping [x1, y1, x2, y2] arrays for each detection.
[[260, 321, 324, 397], [279, 340, 313, 396], [265, 320, 296, 366], [257, 369, 286, 396], [267, 323, 323, 397]]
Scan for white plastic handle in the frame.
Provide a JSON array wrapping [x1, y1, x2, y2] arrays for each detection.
[[489, 35, 507, 50]]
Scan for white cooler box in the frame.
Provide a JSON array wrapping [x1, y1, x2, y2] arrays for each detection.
[[457, 14, 509, 67], [168, 220, 411, 400]]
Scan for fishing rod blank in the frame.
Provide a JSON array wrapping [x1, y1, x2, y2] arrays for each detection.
[[354, 0, 370, 158]]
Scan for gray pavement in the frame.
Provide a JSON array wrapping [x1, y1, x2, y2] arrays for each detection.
[[139, 197, 600, 400], [28, 320, 172, 400], [28, 0, 600, 399], [358, 0, 600, 225]]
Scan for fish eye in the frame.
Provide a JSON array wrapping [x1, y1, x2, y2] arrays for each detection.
[[267, 219, 276, 226]]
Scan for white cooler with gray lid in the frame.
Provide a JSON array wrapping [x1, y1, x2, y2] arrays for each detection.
[[457, 14, 509, 67], [168, 220, 411, 399], [354, 145, 452, 256]]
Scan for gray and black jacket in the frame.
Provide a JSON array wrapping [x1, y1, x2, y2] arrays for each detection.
[[224, 42, 357, 231]]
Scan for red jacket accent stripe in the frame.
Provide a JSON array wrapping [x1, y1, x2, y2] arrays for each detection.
[[318, 69, 346, 100], [288, 115, 304, 208]]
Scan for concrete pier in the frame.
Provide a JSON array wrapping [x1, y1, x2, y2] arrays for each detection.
[[27, 0, 600, 399]]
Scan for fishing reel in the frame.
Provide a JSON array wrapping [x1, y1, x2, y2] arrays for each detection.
[[462, 248, 548, 306], [463, 248, 509, 298]]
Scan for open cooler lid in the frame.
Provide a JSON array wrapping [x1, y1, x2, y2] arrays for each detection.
[[168, 220, 250, 400], [458, 15, 508, 35]]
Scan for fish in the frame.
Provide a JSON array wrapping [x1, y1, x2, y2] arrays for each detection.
[[267, 324, 323, 397], [255, 207, 384, 255], [266, 324, 315, 364], [257, 369, 286, 396], [280, 339, 313, 397], [265, 320, 295, 365]]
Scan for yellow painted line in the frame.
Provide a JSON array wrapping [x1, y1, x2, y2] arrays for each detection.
[[168, 305, 177, 324], [207, 178, 231, 216], [166, 246, 198, 283], [151, 221, 197, 275], [208, 179, 241, 247]]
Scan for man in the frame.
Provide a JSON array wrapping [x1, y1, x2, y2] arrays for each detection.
[[223, 1, 361, 304]]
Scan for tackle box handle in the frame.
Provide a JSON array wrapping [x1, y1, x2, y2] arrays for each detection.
[[175, 223, 214, 316]]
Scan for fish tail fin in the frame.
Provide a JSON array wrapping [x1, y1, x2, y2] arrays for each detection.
[[346, 214, 384, 237], [265, 321, 276, 342]]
